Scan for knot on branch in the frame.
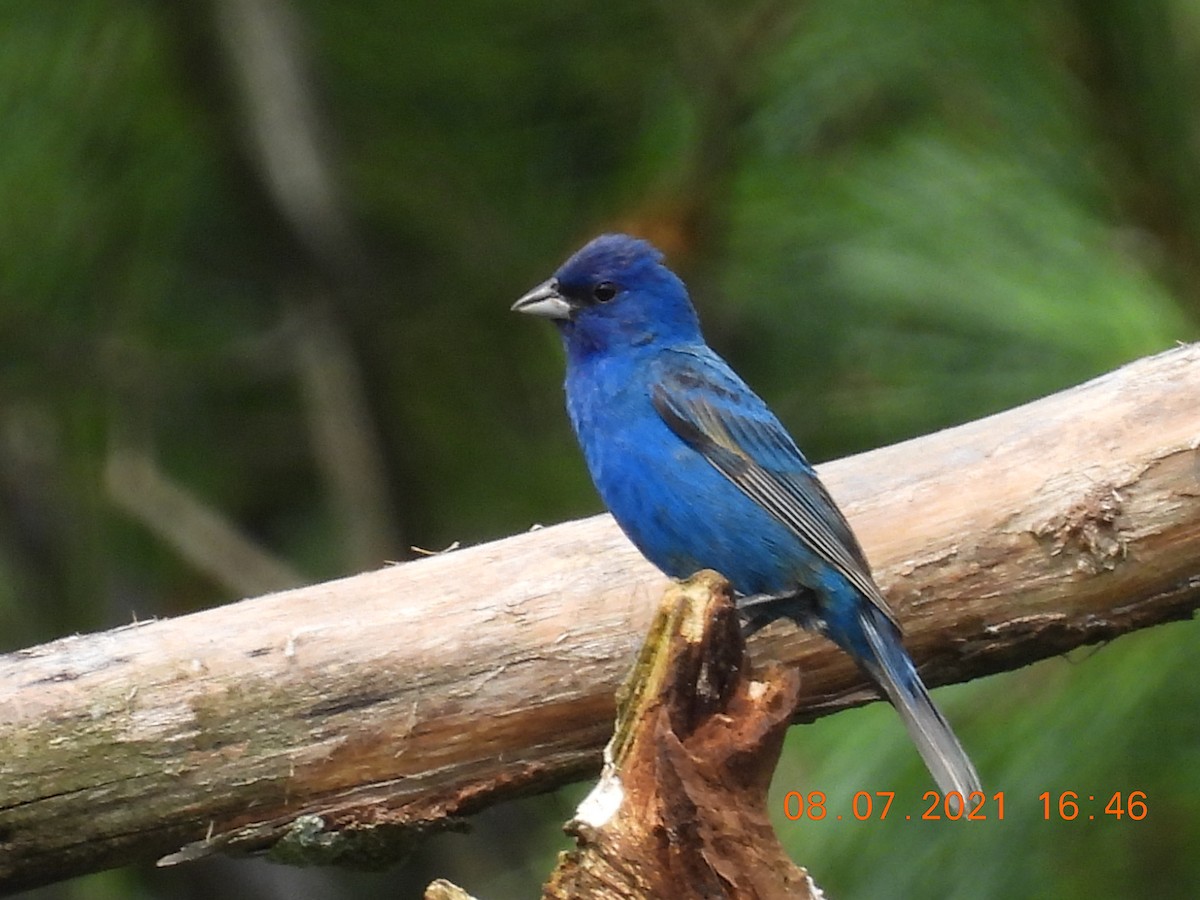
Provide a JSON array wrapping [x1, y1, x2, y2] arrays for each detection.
[[1033, 481, 1126, 574]]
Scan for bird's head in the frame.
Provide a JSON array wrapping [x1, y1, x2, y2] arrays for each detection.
[[512, 234, 701, 358]]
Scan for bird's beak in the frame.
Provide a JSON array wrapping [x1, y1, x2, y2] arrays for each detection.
[[511, 279, 573, 320]]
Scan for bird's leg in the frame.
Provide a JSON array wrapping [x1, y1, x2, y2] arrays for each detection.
[[735, 589, 819, 638]]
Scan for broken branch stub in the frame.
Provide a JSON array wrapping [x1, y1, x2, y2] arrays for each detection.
[[542, 571, 822, 900]]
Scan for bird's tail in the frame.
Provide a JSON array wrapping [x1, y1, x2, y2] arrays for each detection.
[[850, 603, 981, 807]]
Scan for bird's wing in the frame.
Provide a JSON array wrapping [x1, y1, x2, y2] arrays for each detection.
[[650, 349, 898, 626]]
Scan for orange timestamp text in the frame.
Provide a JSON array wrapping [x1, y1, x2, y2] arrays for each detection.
[[1039, 791, 1147, 820], [781, 790, 1151, 822], [782, 790, 1005, 821]]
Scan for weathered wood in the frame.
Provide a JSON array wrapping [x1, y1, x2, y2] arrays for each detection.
[[2, 344, 1199, 893], [539, 571, 820, 899], [425, 879, 479, 900]]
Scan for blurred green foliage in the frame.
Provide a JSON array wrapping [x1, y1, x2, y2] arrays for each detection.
[[2, 0, 1198, 897]]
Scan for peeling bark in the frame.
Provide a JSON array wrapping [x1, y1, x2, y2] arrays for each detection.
[[537, 572, 820, 900]]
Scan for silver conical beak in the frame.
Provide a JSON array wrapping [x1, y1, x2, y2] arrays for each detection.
[[511, 279, 572, 320]]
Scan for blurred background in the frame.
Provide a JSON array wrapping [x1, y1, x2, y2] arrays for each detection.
[[3, 0, 1199, 897]]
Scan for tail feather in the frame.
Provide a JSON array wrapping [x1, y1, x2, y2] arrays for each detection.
[[738, 588, 981, 805], [856, 605, 981, 806]]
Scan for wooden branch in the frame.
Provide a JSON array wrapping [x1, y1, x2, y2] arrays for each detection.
[[431, 572, 819, 899], [3, 345, 1200, 893], [288, 299, 403, 569], [538, 571, 820, 899], [105, 439, 304, 596]]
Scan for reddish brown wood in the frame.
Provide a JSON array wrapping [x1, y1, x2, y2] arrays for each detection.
[[540, 572, 820, 900]]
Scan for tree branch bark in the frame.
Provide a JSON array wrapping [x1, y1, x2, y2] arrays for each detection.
[[2, 344, 1199, 893], [537, 571, 820, 900], [427, 572, 818, 899]]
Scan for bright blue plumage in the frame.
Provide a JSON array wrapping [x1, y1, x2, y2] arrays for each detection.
[[513, 233, 979, 801]]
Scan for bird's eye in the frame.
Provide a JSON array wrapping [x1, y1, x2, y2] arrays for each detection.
[[592, 281, 617, 303]]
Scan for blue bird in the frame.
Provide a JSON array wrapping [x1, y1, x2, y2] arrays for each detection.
[[513, 233, 980, 802]]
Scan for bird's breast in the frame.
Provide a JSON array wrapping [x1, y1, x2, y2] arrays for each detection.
[[564, 358, 804, 595]]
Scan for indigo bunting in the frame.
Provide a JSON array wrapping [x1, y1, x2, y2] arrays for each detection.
[[513, 234, 980, 801]]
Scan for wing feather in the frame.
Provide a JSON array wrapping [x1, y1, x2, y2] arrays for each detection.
[[650, 353, 897, 626]]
